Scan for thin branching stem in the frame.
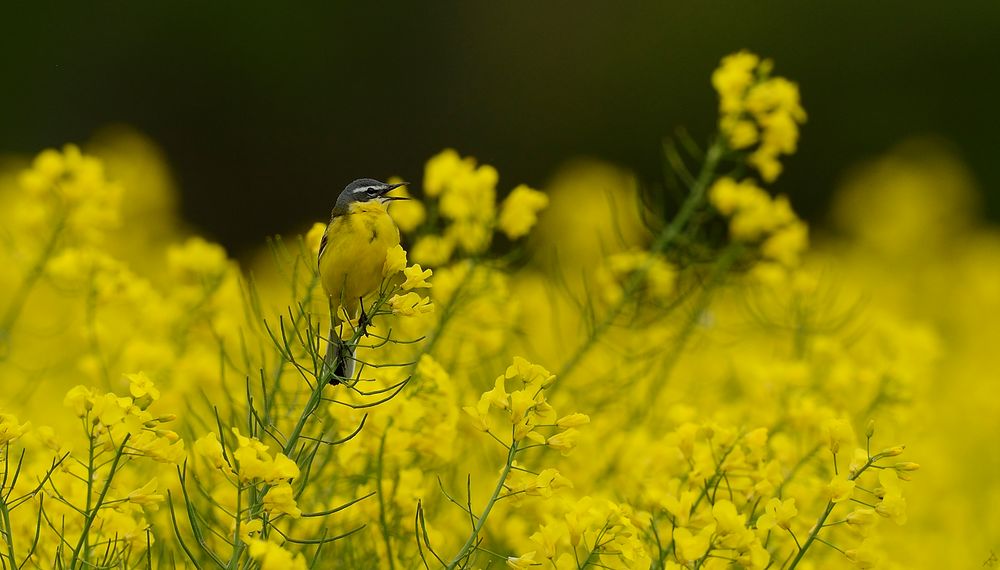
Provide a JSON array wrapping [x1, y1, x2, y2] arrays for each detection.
[[0, 217, 65, 349], [786, 454, 879, 569], [556, 140, 725, 385], [445, 440, 519, 570], [70, 434, 131, 569]]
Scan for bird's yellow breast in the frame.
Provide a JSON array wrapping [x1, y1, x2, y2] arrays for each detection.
[[319, 201, 400, 313]]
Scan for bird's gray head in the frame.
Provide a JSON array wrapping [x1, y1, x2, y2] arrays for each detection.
[[333, 178, 407, 215]]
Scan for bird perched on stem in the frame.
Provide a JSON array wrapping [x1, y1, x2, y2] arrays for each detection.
[[318, 178, 406, 384]]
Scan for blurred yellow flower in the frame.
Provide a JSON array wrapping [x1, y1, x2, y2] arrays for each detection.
[[263, 482, 302, 518], [756, 497, 797, 531], [305, 222, 327, 254], [410, 234, 455, 267], [193, 432, 227, 470], [846, 507, 878, 536], [248, 540, 307, 570], [0, 413, 29, 445], [712, 51, 806, 182], [506, 551, 539, 569], [674, 525, 715, 562], [382, 243, 407, 276], [876, 469, 908, 524], [126, 478, 165, 508], [828, 474, 856, 503], [385, 182, 426, 233], [498, 184, 549, 239], [824, 417, 855, 454], [231, 428, 300, 484]]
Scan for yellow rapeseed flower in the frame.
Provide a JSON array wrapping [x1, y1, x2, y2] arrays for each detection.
[[409, 234, 455, 267], [506, 551, 539, 569], [846, 508, 879, 536], [824, 417, 855, 454], [193, 432, 228, 470], [498, 184, 549, 239], [263, 482, 302, 518], [248, 540, 307, 570], [401, 264, 433, 290], [756, 498, 797, 531], [388, 292, 433, 316], [712, 51, 806, 182], [544, 428, 580, 455], [127, 478, 165, 508], [876, 469, 907, 524], [828, 474, 856, 503], [385, 181, 426, 233], [673, 525, 715, 562], [305, 222, 327, 254], [0, 414, 29, 445], [382, 244, 407, 277]]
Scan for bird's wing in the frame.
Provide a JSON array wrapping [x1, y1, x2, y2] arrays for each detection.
[[318, 231, 329, 261]]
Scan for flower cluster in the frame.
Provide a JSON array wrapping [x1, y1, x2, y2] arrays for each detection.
[[517, 497, 651, 569], [709, 176, 809, 270], [407, 149, 548, 265], [497, 184, 550, 239], [383, 244, 435, 316], [464, 357, 586, 449], [440, 358, 588, 567], [64, 373, 185, 463], [15, 144, 122, 244], [594, 250, 677, 305], [0, 375, 183, 565], [712, 51, 806, 182]]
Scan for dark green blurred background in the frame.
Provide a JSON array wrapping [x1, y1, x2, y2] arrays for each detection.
[[3, 2, 999, 255]]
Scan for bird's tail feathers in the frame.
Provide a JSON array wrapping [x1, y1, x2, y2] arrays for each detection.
[[323, 331, 355, 385]]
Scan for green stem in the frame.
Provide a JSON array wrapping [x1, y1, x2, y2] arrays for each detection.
[[420, 258, 477, 359], [281, 380, 326, 459], [0, 495, 17, 567], [227, 483, 243, 569], [375, 425, 396, 570], [82, 429, 95, 563], [658, 438, 739, 566], [785, 502, 834, 570], [230, 270, 413, 565], [578, 523, 610, 569], [267, 268, 321, 399], [228, 358, 334, 567], [0, 219, 64, 352], [70, 434, 130, 569], [556, 141, 724, 383], [638, 243, 741, 416], [445, 441, 519, 570], [786, 455, 878, 569]]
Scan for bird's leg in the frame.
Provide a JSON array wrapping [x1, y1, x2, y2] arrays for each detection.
[[357, 297, 372, 337]]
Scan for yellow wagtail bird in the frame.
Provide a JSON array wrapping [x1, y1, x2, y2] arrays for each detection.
[[318, 178, 407, 384]]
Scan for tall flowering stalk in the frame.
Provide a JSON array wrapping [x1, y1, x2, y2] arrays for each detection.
[[440, 358, 584, 568]]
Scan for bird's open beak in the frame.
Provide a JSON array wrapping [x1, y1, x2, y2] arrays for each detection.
[[379, 182, 410, 201]]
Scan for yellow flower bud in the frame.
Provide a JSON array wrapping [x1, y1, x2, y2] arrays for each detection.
[[879, 445, 906, 457], [556, 413, 590, 429], [827, 475, 855, 503]]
